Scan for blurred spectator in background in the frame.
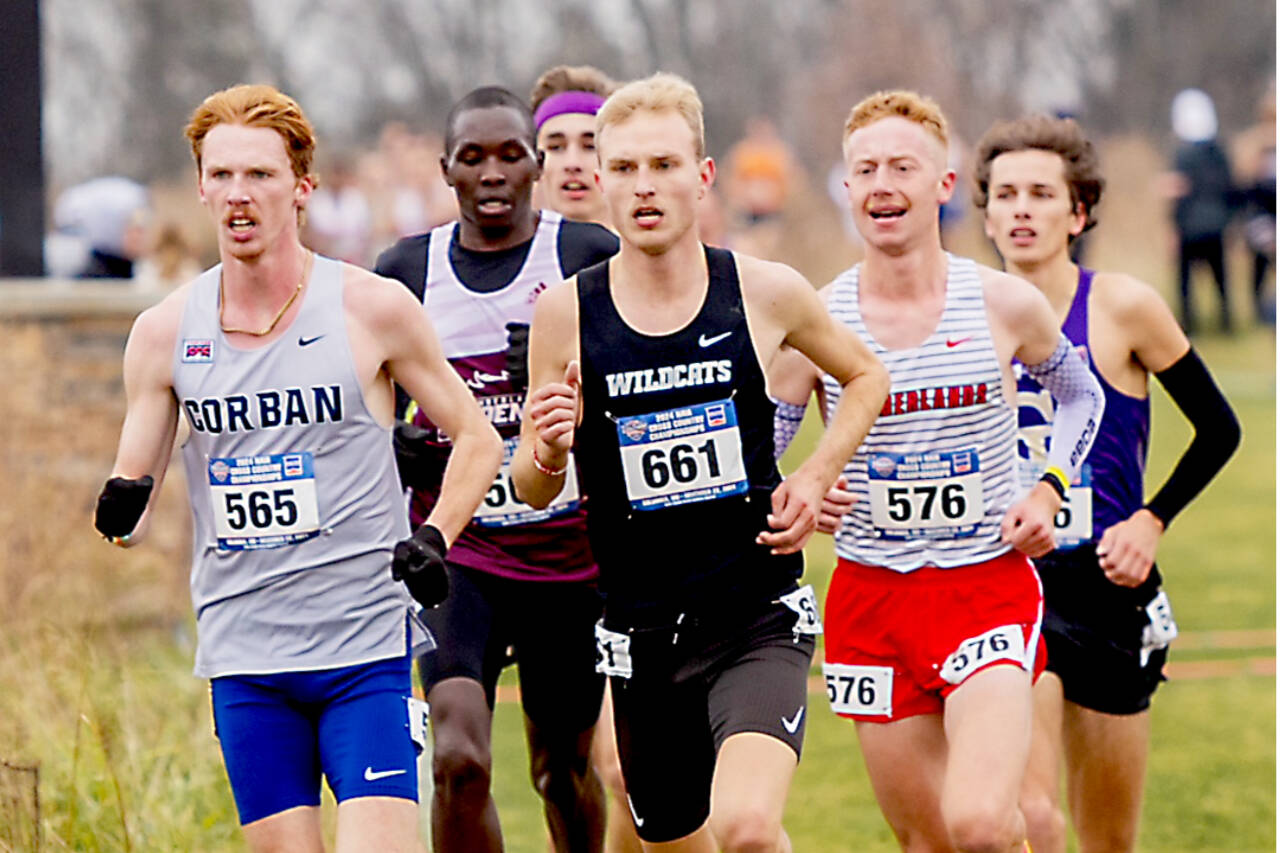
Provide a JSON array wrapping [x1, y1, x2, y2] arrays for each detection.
[[364, 123, 456, 257], [826, 159, 865, 249], [697, 185, 731, 249], [134, 222, 202, 291], [1166, 88, 1237, 334], [304, 154, 373, 264], [50, 176, 150, 278], [723, 116, 795, 259], [1232, 83, 1276, 325], [939, 134, 970, 250]]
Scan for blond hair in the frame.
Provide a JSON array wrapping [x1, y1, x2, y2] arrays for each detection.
[[184, 84, 317, 181], [596, 72, 705, 159], [843, 90, 949, 152]]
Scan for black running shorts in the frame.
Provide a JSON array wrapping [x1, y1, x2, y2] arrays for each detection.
[[416, 562, 605, 735], [1036, 544, 1170, 715]]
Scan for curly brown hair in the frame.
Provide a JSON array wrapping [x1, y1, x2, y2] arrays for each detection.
[[972, 114, 1105, 236]]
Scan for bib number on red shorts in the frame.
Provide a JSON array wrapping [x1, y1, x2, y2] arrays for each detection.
[[867, 448, 983, 539], [209, 452, 320, 550], [823, 663, 893, 716], [939, 624, 1026, 685], [595, 622, 633, 679], [616, 399, 748, 511], [474, 438, 581, 527]]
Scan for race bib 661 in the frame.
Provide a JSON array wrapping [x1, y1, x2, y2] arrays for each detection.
[[616, 399, 748, 511]]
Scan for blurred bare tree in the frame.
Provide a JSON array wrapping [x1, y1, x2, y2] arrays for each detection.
[[40, 0, 1275, 190]]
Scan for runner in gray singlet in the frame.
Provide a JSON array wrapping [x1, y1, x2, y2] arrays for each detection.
[[93, 84, 500, 853]]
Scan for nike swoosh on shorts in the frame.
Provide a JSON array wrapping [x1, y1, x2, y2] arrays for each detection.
[[364, 766, 408, 782], [781, 706, 805, 734]]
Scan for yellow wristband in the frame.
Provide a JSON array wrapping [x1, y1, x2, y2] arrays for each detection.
[[1040, 465, 1069, 499]]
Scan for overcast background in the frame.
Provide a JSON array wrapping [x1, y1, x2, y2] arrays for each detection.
[[40, 0, 1276, 190]]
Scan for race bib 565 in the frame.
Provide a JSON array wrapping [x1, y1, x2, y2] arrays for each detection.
[[208, 452, 320, 551]]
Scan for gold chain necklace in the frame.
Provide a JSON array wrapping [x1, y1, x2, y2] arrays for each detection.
[[219, 251, 313, 337]]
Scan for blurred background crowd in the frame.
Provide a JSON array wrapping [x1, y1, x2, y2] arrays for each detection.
[[8, 0, 1277, 335], [43, 83, 1276, 335]]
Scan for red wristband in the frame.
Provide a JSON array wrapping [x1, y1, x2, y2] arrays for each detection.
[[532, 446, 567, 477]]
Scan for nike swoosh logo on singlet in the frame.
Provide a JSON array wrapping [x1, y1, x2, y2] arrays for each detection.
[[945, 337, 972, 348], [299, 334, 325, 347], [698, 331, 732, 348]]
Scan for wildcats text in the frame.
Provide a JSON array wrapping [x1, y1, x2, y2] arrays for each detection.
[[605, 360, 732, 398]]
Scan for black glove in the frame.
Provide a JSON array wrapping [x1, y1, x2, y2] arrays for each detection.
[[505, 322, 530, 394], [391, 524, 450, 608], [94, 475, 155, 539], [393, 421, 446, 491]]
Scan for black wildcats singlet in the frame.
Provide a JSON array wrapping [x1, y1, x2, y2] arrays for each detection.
[[576, 246, 802, 626]]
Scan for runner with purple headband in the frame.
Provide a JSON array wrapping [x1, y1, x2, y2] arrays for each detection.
[[535, 91, 608, 128], [531, 66, 617, 228]]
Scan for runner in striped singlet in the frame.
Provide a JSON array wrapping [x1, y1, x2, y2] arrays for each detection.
[[815, 91, 1105, 853], [974, 114, 1240, 853]]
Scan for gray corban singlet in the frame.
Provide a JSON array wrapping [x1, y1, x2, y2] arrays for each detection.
[[175, 255, 425, 678]]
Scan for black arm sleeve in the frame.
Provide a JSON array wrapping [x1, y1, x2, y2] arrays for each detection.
[[373, 233, 431, 300], [556, 220, 620, 275], [373, 234, 431, 420], [1144, 347, 1241, 527]]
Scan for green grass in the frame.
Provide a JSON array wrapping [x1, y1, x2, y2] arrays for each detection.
[[487, 675, 1277, 853], [1143, 676, 1275, 853], [1150, 331, 1276, 632]]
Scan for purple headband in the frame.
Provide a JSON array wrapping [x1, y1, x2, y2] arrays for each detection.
[[534, 91, 607, 131]]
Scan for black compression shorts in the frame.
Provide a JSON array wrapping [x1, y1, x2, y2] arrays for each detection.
[[1036, 544, 1171, 715], [416, 562, 605, 735]]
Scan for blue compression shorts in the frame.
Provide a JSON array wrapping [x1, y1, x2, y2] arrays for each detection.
[[210, 654, 423, 824]]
